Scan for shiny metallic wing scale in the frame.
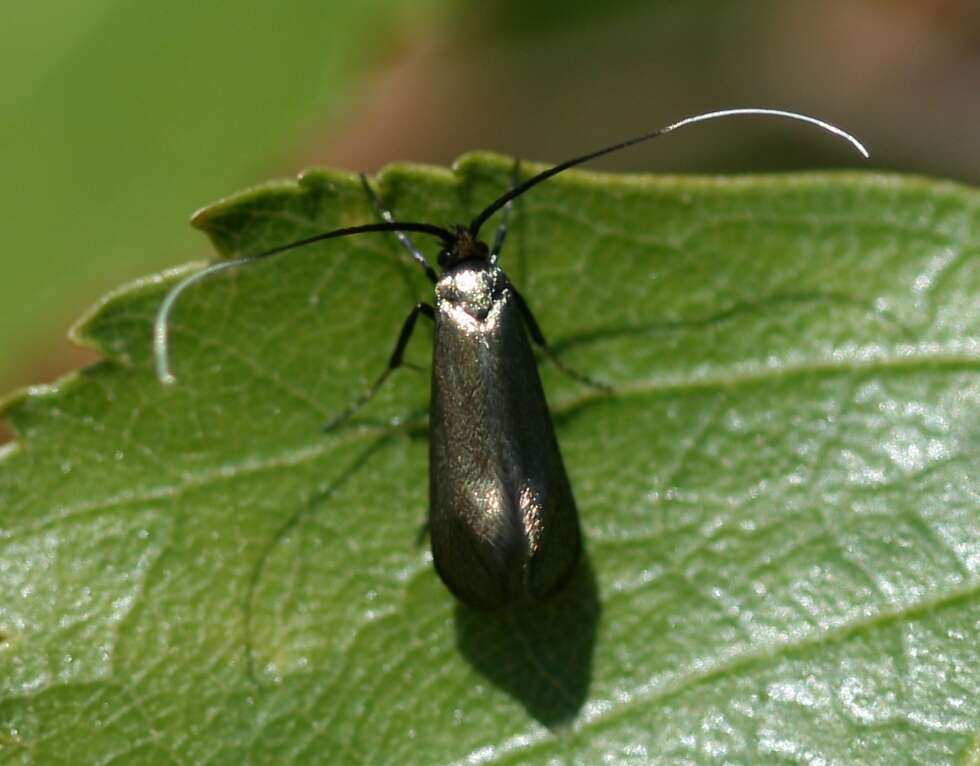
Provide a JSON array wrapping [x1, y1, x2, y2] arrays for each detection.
[[428, 262, 580, 607]]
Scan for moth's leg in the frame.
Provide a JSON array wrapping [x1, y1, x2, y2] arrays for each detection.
[[324, 303, 435, 431], [360, 173, 436, 282], [489, 159, 522, 264], [512, 287, 611, 392]]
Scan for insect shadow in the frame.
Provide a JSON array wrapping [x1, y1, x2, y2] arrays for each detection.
[[241, 431, 399, 683], [549, 288, 918, 357], [453, 549, 600, 728]]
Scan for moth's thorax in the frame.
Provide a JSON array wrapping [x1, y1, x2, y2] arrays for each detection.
[[435, 262, 509, 325]]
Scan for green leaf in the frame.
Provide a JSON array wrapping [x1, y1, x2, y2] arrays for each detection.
[[1, 155, 978, 764]]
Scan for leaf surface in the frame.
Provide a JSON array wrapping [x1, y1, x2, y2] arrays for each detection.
[[1, 156, 978, 764]]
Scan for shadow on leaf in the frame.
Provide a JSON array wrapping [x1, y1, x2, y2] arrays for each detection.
[[454, 550, 600, 728]]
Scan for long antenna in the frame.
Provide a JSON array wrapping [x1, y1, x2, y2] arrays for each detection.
[[154, 220, 453, 384], [156, 108, 869, 385], [469, 108, 869, 235], [242, 220, 454, 261]]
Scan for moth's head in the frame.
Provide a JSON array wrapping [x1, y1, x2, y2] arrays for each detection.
[[438, 225, 490, 270]]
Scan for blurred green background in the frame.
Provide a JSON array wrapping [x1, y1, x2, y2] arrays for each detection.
[[2, 0, 978, 436]]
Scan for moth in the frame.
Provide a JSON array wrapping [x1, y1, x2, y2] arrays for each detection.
[[155, 109, 867, 607]]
